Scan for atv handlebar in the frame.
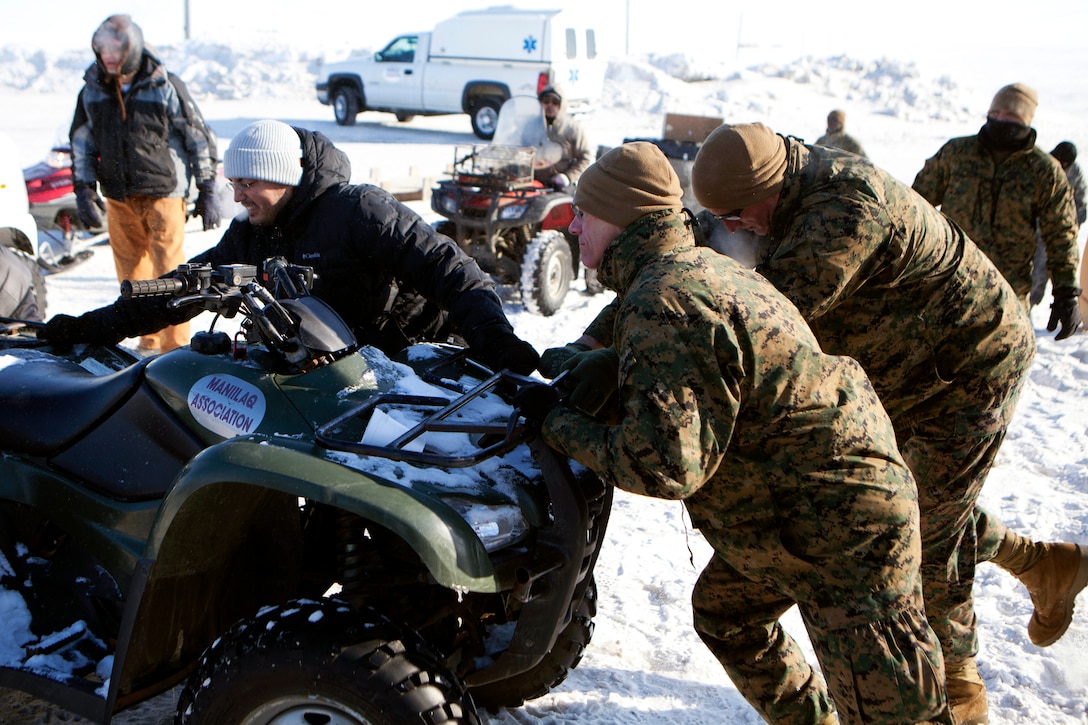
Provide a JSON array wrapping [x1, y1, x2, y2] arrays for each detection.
[[121, 277, 186, 298]]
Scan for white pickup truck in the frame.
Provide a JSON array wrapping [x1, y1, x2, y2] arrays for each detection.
[[315, 7, 606, 139]]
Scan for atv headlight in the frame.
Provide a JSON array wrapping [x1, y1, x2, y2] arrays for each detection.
[[498, 203, 528, 220], [442, 496, 529, 552], [438, 195, 460, 215]]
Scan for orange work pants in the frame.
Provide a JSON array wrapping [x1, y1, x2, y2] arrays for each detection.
[[105, 195, 190, 352]]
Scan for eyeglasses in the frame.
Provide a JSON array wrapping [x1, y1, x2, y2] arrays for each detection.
[[227, 179, 261, 192], [540, 96, 561, 106], [713, 209, 743, 222]]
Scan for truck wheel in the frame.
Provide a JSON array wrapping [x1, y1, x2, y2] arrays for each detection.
[[470, 98, 502, 140], [520, 229, 572, 316], [333, 88, 360, 126], [471, 577, 597, 709], [395, 111, 416, 123], [176, 598, 479, 725]]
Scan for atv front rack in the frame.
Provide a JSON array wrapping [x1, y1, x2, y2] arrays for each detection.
[[315, 369, 541, 468]]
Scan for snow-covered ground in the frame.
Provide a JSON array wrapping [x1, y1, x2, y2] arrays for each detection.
[[0, 34, 1087, 724]]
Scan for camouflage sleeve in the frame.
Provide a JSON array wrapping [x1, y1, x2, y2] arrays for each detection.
[[582, 298, 618, 347], [760, 193, 890, 319], [911, 147, 948, 207], [543, 288, 738, 500], [1039, 169, 1080, 290]]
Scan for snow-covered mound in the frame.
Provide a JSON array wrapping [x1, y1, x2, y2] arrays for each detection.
[[0, 42, 973, 124]]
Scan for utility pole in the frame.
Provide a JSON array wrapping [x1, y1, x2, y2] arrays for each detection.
[[625, 0, 630, 56], [184, 0, 191, 41]]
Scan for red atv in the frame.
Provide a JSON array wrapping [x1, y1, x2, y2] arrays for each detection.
[[430, 97, 600, 316]]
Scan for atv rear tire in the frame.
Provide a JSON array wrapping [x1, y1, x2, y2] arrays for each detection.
[[584, 267, 605, 295], [470, 577, 598, 709], [520, 230, 573, 316], [176, 598, 479, 725]]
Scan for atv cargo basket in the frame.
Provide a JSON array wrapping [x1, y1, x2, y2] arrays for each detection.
[[451, 144, 534, 189]]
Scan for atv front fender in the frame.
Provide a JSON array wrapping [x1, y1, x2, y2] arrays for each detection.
[[149, 436, 499, 592]]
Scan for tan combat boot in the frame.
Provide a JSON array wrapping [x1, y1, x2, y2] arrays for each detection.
[[992, 531, 1088, 647], [945, 657, 988, 725]]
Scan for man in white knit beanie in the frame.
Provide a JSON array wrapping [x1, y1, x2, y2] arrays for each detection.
[[40, 119, 541, 375]]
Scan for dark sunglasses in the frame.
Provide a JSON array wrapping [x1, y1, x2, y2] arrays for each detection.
[[714, 209, 743, 222]]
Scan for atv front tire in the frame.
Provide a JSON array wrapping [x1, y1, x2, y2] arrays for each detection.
[[470, 577, 597, 709], [520, 230, 573, 316], [176, 598, 479, 725]]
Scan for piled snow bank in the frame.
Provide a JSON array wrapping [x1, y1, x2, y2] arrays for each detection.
[[0, 41, 973, 125]]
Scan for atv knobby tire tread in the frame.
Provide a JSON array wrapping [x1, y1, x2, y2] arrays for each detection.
[[176, 598, 479, 724]]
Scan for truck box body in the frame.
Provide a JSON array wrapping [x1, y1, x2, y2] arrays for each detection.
[[316, 7, 605, 138]]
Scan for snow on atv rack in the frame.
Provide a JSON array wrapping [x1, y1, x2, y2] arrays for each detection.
[[317, 361, 551, 468], [450, 144, 535, 189]]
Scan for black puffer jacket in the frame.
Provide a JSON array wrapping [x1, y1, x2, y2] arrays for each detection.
[[66, 128, 524, 360], [70, 51, 217, 199]]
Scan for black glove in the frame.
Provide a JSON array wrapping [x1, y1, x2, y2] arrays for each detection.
[[474, 331, 540, 375], [75, 183, 105, 229], [512, 382, 562, 425], [559, 347, 619, 415], [38, 306, 129, 348], [1047, 286, 1083, 340], [539, 341, 592, 379], [37, 314, 82, 348], [194, 183, 222, 231]]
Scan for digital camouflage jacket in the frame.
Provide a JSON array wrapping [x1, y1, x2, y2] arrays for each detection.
[[543, 210, 922, 613], [585, 140, 1036, 433], [912, 128, 1079, 297]]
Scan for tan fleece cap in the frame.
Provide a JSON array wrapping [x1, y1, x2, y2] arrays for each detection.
[[573, 142, 684, 229], [692, 123, 788, 212], [989, 83, 1038, 126]]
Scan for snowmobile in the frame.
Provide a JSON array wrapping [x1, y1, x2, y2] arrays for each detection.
[[0, 257, 611, 724], [21, 141, 102, 273], [430, 96, 602, 316]]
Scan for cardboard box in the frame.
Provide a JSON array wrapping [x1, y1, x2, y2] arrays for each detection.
[[662, 113, 723, 144]]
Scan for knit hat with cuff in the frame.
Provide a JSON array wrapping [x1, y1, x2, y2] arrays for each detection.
[[988, 83, 1038, 126], [224, 120, 304, 186], [573, 142, 684, 229], [692, 123, 788, 212]]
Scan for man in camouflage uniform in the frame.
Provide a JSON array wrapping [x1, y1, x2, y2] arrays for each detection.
[[815, 109, 867, 158], [542, 123, 1088, 725], [522, 142, 948, 725], [912, 83, 1082, 337]]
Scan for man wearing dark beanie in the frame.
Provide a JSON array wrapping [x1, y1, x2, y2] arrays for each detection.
[[914, 83, 1081, 337], [523, 142, 948, 725], [680, 121, 1086, 725]]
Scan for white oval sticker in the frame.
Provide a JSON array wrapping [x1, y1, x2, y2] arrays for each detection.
[[187, 374, 267, 438]]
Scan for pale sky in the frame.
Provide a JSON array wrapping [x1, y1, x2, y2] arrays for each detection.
[[4, 0, 1087, 62]]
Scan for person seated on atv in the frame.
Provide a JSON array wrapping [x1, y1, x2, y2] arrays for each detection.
[[0, 245, 42, 322], [39, 120, 540, 375], [534, 83, 592, 192]]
